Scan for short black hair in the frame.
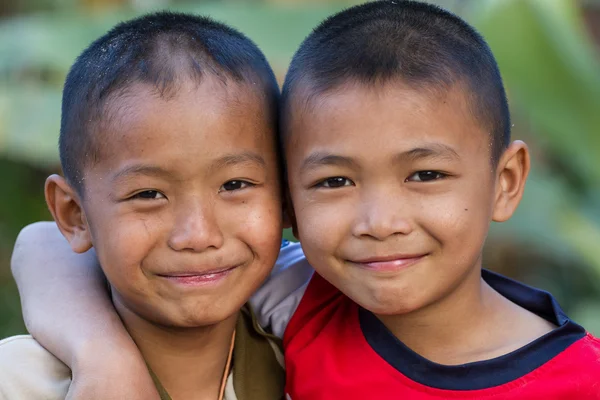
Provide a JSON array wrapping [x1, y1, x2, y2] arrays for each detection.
[[60, 11, 279, 193], [281, 0, 510, 163]]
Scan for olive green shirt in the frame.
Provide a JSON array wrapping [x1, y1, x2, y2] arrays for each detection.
[[0, 305, 284, 400]]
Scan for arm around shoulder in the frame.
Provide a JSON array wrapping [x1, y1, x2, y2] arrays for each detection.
[[0, 335, 70, 400], [250, 241, 314, 338], [11, 221, 113, 365], [10, 222, 161, 400]]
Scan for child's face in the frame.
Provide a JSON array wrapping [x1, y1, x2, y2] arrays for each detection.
[[285, 82, 507, 316], [80, 78, 282, 328]]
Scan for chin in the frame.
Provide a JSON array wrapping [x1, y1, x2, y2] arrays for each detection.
[[353, 290, 421, 317], [157, 313, 230, 329], [357, 300, 402, 316], [184, 308, 241, 327], [369, 304, 418, 316], [145, 302, 239, 329]]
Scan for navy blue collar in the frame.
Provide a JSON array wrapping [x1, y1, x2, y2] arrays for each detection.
[[360, 269, 586, 390]]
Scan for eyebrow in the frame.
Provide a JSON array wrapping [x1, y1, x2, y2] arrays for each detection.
[[300, 152, 360, 174], [299, 144, 459, 174], [112, 164, 172, 183], [209, 151, 266, 172], [112, 152, 267, 183], [394, 144, 460, 163]]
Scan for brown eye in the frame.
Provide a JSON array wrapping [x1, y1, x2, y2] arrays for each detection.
[[317, 177, 354, 188], [220, 180, 253, 192], [406, 171, 446, 182], [133, 190, 165, 199]]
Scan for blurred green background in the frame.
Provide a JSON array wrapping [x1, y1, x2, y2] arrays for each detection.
[[1, 0, 599, 337]]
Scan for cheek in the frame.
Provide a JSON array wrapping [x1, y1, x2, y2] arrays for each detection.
[[87, 210, 164, 278], [292, 190, 354, 258], [223, 191, 283, 257], [419, 184, 493, 255]]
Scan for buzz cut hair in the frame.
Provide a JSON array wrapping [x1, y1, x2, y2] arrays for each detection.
[[60, 11, 279, 193], [281, 0, 510, 163]]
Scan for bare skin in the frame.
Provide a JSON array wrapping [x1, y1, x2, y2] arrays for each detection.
[[285, 81, 554, 366], [12, 78, 556, 397], [12, 225, 158, 400], [16, 75, 283, 400]]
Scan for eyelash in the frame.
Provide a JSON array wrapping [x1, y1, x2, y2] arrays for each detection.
[[405, 171, 447, 182], [219, 180, 256, 192], [314, 177, 355, 189], [130, 190, 166, 200], [313, 171, 447, 189], [127, 180, 255, 201]]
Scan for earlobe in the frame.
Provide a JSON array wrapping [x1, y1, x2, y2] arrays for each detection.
[[492, 140, 530, 222], [45, 174, 93, 253]]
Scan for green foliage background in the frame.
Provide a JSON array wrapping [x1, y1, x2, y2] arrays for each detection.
[[1, 0, 599, 337]]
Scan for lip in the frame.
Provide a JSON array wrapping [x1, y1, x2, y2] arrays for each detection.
[[349, 254, 427, 272], [157, 265, 240, 286]]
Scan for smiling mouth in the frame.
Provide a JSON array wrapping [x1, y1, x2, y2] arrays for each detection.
[[348, 254, 427, 272], [157, 265, 240, 285]]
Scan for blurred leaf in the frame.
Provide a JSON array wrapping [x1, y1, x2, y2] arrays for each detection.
[[0, 12, 117, 74], [0, 2, 348, 165], [571, 300, 600, 335], [560, 209, 600, 278], [475, 0, 600, 185], [282, 228, 297, 242], [489, 166, 574, 259], [473, 0, 600, 297], [0, 157, 50, 337], [491, 163, 600, 283], [0, 282, 26, 337], [0, 84, 61, 167]]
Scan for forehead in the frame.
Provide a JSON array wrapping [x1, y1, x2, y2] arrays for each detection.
[[286, 81, 489, 160], [95, 77, 274, 162]]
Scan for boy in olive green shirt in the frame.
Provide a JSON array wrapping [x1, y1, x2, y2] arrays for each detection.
[[0, 11, 285, 400]]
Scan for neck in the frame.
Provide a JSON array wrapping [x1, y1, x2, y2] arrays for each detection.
[[376, 263, 506, 365], [113, 296, 237, 400]]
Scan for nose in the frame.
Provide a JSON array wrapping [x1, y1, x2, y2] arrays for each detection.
[[351, 188, 413, 240], [168, 200, 224, 252]]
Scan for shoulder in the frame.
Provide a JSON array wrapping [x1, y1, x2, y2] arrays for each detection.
[[559, 333, 600, 365], [233, 307, 286, 399], [284, 272, 355, 348], [270, 241, 314, 289], [521, 333, 600, 397], [250, 241, 314, 338], [535, 333, 600, 386], [0, 335, 71, 400]]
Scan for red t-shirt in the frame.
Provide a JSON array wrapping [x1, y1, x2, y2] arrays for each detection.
[[284, 270, 600, 399]]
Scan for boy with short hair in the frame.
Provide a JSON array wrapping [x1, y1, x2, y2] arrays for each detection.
[[11, 1, 600, 399], [1, 11, 286, 400]]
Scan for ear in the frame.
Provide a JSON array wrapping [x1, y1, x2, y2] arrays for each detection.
[[492, 140, 530, 222], [45, 174, 93, 253]]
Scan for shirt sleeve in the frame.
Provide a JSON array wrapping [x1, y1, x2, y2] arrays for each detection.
[[0, 335, 71, 400], [249, 241, 314, 338]]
